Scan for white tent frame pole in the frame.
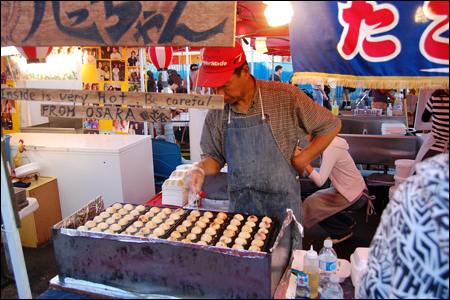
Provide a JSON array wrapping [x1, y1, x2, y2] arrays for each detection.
[[186, 47, 190, 93], [139, 47, 149, 136], [1, 148, 32, 299]]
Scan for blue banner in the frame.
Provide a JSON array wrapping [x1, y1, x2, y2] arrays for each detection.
[[290, 1, 449, 89]]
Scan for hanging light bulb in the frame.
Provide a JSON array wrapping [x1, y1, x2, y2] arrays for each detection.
[[263, 1, 294, 27]]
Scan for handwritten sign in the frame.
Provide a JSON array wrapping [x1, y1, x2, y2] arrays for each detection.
[[1, 88, 224, 110], [1, 1, 235, 47], [41, 104, 171, 123]]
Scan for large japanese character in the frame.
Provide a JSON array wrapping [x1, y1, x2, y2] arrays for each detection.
[[419, 1, 449, 68], [337, 1, 401, 62], [134, 11, 165, 44], [104, 1, 142, 44]]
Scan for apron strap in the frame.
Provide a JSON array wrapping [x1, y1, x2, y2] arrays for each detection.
[[228, 87, 266, 124], [362, 189, 377, 222]]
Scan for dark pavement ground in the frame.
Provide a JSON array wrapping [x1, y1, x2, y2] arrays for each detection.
[[1, 187, 387, 299]]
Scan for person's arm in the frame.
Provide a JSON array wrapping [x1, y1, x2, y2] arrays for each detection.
[[318, 86, 328, 100], [292, 124, 341, 177], [422, 96, 433, 122]]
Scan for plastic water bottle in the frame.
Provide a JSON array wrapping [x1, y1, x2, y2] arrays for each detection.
[[318, 239, 337, 292], [393, 90, 404, 116], [387, 103, 393, 116], [295, 272, 310, 299], [304, 245, 319, 298], [332, 101, 339, 115], [321, 274, 343, 299]]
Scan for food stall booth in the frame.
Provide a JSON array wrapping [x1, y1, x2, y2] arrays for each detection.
[[1, 1, 448, 299]]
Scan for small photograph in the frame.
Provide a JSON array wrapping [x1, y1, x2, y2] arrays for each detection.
[[100, 130, 116, 135], [82, 82, 99, 91], [83, 129, 99, 134], [104, 83, 122, 91], [128, 68, 140, 84], [112, 119, 129, 133], [129, 121, 144, 135], [83, 118, 99, 130], [2, 113, 13, 130], [110, 46, 123, 59], [126, 48, 139, 66], [96, 60, 111, 81], [128, 84, 141, 92], [82, 48, 98, 65], [1, 99, 16, 113], [112, 60, 126, 82], [1, 70, 6, 84]]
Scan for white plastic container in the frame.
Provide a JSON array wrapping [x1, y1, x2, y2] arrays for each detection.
[[395, 159, 415, 178], [350, 247, 369, 285]]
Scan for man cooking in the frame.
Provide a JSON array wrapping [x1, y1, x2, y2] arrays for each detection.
[[184, 41, 341, 244]]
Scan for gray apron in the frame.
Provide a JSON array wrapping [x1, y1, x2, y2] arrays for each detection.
[[224, 93, 302, 231]]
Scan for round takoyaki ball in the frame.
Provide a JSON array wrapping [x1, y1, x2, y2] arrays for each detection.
[[187, 215, 197, 222], [248, 245, 261, 252], [104, 229, 115, 234], [226, 224, 238, 232], [203, 211, 214, 219], [181, 239, 192, 243], [235, 237, 247, 246], [251, 239, 264, 247], [262, 216, 272, 224], [139, 227, 151, 235], [259, 221, 271, 229], [167, 237, 178, 242], [106, 207, 116, 214], [232, 244, 245, 250], [201, 234, 212, 243], [209, 222, 221, 230], [217, 212, 227, 220], [215, 241, 228, 248], [214, 218, 225, 225], [93, 216, 104, 223], [233, 214, 244, 221], [247, 215, 258, 222], [90, 227, 102, 232], [170, 213, 180, 220], [135, 205, 146, 212], [153, 228, 165, 236], [99, 211, 110, 219], [112, 213, 122, 220], [157, 212, 167, 219], [191, 226, 203, 234], [197, 241, 208, 246], [124, 214, 135, 221], [138, 215, 149, 223], [171, 231, 182, 239], [230, 219, 241, 226], [205, 227, 217, 236], [187, 233, 197, 241], [199, 216, 210, 223], [150, 207, 160, 213], [148, 234, 159, 239], [97, 222, 109, 230], [124, 204, 134, 211], [174, 208, 185, 215], [241, 225, 253, 233], [134, 232, 145, 237], [162, 208, 172, 215], [112, 203, 123, 210], [176, 225, 187, 233], [257, 228, 269, 235], [245, 221, 256, 228], [118, 219, 129, 226], [77, 226, 89, 231], [130, 210, 140, 216], [219, 235, 232, 244], [118, 208, 128, 215], [190, 210, 201, 217], [110, 224, 121, 231], [85, 221, 96, 228], [145, 211, 155, 218], [165, 218, 175, 225], [238, 231, 251, 239], [223, 229, 235, 237], [152, 216, 163, 224], [145, 221, 157, 229], [133, 221, 144, 228], [254, 233, 266, 240], [159, 223, 171, 231], [195, 221, 207, 229], [126, 225, 138, 233]]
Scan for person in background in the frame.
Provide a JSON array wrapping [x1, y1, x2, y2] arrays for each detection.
[[356, 153, 449, 299], [183, 64, 203, 94], [341, 87, 352, 109], [311, 83, 328, 108], [128, 51, 138, 66], [168, 74, 187, 94], [405, 89, 418, 125], [147, 70, 157, 92], [296, 134, 375, 244], [91, 83, 98, 90], [157, 72, 163, 93], [269, 65, 283, 82], [110, 47, 122, 59], [184, 41, 341, 232], [420, 89, 449, 159], [4, 100, 16, 114], [128, 123, 136, 135], [112, 63, 120, 82], [120, 120, 129, 133], [371, 89, 394, 110], [103, 65, 111, 81], [112, 119, 120, 132], [86, 50, 95, 65], [96, 61, 105, 81]]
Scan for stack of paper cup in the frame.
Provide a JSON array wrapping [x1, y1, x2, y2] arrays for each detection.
[[394, 159, 414, 188]]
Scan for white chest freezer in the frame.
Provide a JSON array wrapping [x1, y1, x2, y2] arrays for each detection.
[[8, 133, 155, 219]]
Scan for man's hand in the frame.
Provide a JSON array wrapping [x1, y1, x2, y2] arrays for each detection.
[[184, 166, 206, 199]]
